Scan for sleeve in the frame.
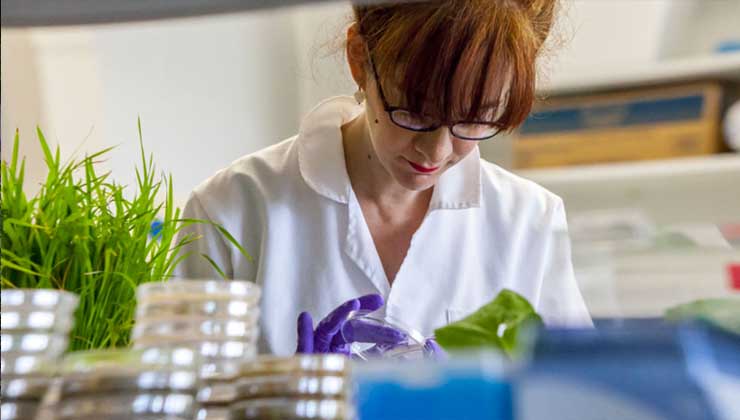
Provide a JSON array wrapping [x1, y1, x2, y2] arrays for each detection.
[[172, 192, 234, 279], [536, 198, 594, 328]]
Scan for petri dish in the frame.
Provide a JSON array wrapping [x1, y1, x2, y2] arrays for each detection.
[[60, 347, 200, 374], [1, 332, 69, 356], [196, 406, 231, 420], [55, 392, 196, 419], [132, 341, 259, 379], [0, 376, 52, 400], [0, 400, 40, 420], [1, 289, 79, 313], [131, 318, 260, 343], [1, 353, 57, 376], [137, 298, 260, 320], [59, 369, 199, 396], [137, 280, 261, 304], [60, 416, 192, 420], [234, 374, 347, 400], [230, 398, 352, 420], [233, 355, 349, 378], [133, 340, 259, 361], [0, 310, 75, 333], [199, 374, 347, 404], [340, 311, 433, 361]]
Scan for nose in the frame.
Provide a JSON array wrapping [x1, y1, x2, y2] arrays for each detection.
[[414, 127, 452, 165]]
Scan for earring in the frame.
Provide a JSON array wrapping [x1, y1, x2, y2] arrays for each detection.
[[354, 89, 366, 104]]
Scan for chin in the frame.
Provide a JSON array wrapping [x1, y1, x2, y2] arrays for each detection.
[[394, 171, 439, 191]]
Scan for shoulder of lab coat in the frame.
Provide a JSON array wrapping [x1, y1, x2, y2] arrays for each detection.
[[173, 137, 298, 281], [479, 160, 593, 327]]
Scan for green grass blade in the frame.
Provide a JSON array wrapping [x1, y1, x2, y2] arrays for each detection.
[[200, 253, 227, 279]]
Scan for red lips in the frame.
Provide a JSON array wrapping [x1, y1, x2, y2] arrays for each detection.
[[406, 160, 440, 173]]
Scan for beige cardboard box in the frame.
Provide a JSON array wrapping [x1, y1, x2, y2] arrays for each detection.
[[514, 83, 724, 169]]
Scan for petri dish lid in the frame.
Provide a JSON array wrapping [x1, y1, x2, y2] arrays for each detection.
[[196, 406, 231, 420], [1, 353, 57, 376], [1, 289, 78, 312], [137, 298, 260, 320], [1, 332, 69, 356], [0, 310, 75, 333], [59, 369, 199, 396], [340, 311, 432, 361], [230, 398, 351, 420], [0, 400, 40, 420], [137, 280, 261, 303], [232, 355, 349, 379], [133, 340, 259, 360], [198, 374, 347, 404], [60, 347, 200, 374], [55, 392, 196, 419], [131, 318, 260, 343], [0, 376, 51, 399], [59, 416, 192, 420]]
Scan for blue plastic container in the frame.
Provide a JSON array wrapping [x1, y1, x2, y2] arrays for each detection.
[[353, 319, 740, 420]]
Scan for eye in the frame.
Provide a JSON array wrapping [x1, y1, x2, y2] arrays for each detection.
[[451, 123, 502, 140], [390, 110, 437, 130]]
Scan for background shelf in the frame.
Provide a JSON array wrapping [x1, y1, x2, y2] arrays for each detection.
[[538, 52, 740, 96]]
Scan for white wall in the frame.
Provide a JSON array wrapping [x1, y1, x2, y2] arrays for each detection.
[[660, 0, 740, 58], [1, 29, 57, 196], [2, 10, 303, 206], [547, 0, 672, 72], [92, 11, 300, 205], [290, 3, 356, 118]]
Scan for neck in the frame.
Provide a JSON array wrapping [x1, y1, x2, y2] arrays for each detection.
[[341, 113, 433, 212]]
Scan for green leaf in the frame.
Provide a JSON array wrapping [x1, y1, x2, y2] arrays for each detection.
[[200, 253, 227, 280], [434, 289, 543, 356], [10, 129, 20, 176], [665, 298, 740, 335], [214, 224, 253, 263]]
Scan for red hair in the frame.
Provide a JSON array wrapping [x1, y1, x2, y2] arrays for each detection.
[[352, 0, 557, 130]]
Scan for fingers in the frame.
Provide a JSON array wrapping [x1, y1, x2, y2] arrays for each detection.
[[329, 333, 351, 356], [343, 318, 407, 345], [357, 294, 384, 312], [296, 312, 314, 354], [314, 298, 360, 353], [424, 338, 447, 361], [299, 294, 388, 355]]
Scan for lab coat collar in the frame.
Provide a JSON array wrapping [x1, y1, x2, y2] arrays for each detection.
[[297, 96, 481, 209], [297, 96, 359, 204], [429, 146, 481, 210]]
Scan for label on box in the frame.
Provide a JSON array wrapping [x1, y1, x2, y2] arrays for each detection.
[[728, 264, 740, 291]]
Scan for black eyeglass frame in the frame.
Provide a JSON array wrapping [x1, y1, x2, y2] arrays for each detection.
[[367, 55, 504, 141]]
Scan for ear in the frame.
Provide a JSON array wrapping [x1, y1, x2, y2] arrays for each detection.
[[346, 23, 369, 90]]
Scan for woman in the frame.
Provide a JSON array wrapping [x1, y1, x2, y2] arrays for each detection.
[[175, 0, 591, 356]]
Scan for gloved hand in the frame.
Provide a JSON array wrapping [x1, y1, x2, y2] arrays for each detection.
[[423, 338, 448, 361], [296, 293, 407, 355]]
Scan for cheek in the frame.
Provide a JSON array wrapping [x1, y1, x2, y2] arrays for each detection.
[[372, 122, 415, 156]]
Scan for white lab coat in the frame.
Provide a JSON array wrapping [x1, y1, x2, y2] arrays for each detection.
[[175, 96, 592, 356]]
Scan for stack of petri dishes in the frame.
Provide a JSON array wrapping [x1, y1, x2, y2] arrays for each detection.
[[132, 279, 262, 377], [1, 289, 79, 420], [197, 354, 353, 420], [46, 347, 200, 420]]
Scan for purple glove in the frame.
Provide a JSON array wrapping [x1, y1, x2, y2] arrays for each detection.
[[296, 294, 407, 355], [424, 338, 448, 361]]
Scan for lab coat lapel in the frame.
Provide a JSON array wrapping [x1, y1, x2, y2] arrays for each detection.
[[344, 188, 391, 296], [296, 96, 389, 295]]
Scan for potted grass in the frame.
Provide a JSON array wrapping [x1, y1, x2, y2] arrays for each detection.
[[0, 121, 249, 351]]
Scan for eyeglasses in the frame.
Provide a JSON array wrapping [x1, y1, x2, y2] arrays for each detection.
[[368, 55, 503, 141]]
